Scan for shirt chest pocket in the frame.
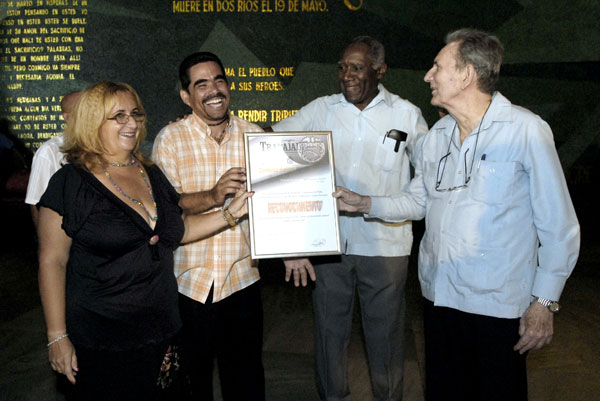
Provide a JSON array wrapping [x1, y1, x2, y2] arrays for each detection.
[[469, 161, 519, 205], [373, 140, 406, 172], [423, 161, 442, 197]]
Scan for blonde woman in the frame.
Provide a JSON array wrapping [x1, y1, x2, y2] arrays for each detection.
[[37, 81, 250, 399]]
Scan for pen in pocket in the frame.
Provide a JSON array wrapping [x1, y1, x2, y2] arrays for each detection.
[[478, 154, 486, 169]]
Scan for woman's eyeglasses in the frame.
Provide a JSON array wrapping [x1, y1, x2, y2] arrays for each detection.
[[107, 112, 146, 124]]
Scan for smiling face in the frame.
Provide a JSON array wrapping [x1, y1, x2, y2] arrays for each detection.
[[338, 42, 384, 110], [99, 91, 141, 159], [424, 41, 464, 109], [180, 61, 230, 124]]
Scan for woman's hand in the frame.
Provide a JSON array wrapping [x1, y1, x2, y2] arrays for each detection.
[[181, 190, 254, 244], [226, 189, 254, 220], [48, 336, 78, 384]]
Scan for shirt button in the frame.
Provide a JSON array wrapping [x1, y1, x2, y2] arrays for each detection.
[[440, 260, 445, 264], [448, 200, 452, 204], [457, 170, 462, 175], [490, 168, 495, 173]]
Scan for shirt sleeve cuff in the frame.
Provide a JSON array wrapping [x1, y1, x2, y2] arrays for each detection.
[[531, 270, 568, 301], [366, 196, 403, 221]]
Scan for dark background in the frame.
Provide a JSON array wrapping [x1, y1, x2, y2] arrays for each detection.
[[1, 0, 598, 291], [0, 3, 598, 398]]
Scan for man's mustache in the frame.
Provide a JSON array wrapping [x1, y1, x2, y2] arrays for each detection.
[[203, 93, 227, 104]]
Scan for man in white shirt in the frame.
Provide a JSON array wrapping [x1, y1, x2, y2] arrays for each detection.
[[25, 90, 80, 227], [272, 36, 428, 401], [334, 29, 580, 401]]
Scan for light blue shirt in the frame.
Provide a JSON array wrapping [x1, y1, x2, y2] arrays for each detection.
[[369, 92, 580, 318], [273, 84, 428, 257]]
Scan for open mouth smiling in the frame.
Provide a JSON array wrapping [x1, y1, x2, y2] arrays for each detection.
[[204, 96, 225, 106]]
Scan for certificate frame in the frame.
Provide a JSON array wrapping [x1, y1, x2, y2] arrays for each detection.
[[244, 131, 341, 259]]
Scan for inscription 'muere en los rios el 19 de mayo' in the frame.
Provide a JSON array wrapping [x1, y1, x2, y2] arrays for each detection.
[[172, 0, 329, 13]]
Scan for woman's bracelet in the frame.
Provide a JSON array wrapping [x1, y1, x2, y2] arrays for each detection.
[[47, 333, 69, 347], [222, 208, 237, 227]]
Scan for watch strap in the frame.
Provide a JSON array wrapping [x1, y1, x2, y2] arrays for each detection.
[[533, 296, 560, 313]]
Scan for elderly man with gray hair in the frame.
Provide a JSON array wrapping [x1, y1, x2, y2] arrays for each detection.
[[334, 28, 580, 401], [272, 36, 428, 401]]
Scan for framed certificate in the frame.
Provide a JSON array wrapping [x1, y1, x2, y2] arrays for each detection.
[[244, 132, 342, 259]]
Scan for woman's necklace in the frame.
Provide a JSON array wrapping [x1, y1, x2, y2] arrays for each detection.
[[100, 157, 158, 222], [108, 157, 136, 167]]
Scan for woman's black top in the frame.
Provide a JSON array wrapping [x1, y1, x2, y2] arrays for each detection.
[[39, 163, 184, 351]]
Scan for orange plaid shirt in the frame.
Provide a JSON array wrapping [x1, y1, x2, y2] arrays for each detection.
[[152, 113, 262, 303]]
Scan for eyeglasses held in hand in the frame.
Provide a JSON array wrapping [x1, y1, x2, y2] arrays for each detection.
[[107, 112, 146, 124]]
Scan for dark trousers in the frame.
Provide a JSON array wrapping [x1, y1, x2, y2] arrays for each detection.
[[312, 255, 408, 401], [423, 299, 528, 401], [71, 341, 168, 401], [178, 282, 265, 401]]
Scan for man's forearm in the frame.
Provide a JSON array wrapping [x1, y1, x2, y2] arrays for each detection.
[[367, 193, 426, 222], [179, 190, 217, 215]]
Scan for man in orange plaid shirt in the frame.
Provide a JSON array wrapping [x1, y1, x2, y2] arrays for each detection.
[[153, 52, 264, 401]]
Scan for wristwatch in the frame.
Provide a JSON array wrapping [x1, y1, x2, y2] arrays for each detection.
[[533, 296, 560, 313]]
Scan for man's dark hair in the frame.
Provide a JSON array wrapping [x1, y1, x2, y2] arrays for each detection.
[[179, 52, 227, 92], [347, 36, 385, 70], [445, 28, 503, 94]]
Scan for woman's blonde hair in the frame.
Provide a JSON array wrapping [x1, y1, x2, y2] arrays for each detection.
[[62, 81, 149, 167]]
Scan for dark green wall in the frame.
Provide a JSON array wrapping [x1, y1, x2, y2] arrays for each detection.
[[1, 0, 598, 185]]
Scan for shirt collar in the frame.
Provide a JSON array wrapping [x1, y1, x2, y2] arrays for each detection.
[[438, 91, 513, 137], [437, 115, 457, 137], [482, 91, 512, 129], [189, 112, 233, 143]]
